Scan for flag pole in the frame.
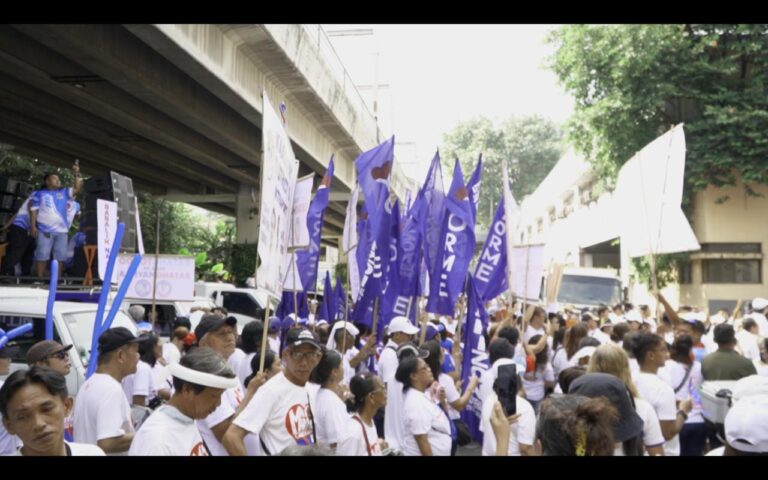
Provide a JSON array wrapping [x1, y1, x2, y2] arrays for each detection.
[[258, 298, 272, 372], [453, 275, 470, 378]]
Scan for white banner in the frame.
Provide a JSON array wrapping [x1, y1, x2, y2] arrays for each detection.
[[257, 92, 299, 298], [510, 244, 545, 301], [135, 197, 145, 255], [281, 253, 303, 291], [343, 186, 360, 300], [290, 174, 314, 249], [615, 124, 700, 258], [97, 199, 118, 284], [113, 254, 195, 301]]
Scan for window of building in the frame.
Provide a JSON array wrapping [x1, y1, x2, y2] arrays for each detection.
[[700, 243, 761, 253], [677, 260, 693, 284], [702, 259, 761, 284]]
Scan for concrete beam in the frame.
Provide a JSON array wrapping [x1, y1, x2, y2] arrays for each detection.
[[328, 191, 351, 203], [14, 24, 263, 166], [0, 26, 258, 187], [162, 194, 237, 204]]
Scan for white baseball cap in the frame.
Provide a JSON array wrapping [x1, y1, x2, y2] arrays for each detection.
[[326, 322, 360, 350], [682, 311, 706, 323], [725, 394, 768, 453], [388, 316, 419, 335], [752, 297, 768, 311], [568, 346, 597, 367], [732, 375, 768, 403], [709, 313, 727, 326]]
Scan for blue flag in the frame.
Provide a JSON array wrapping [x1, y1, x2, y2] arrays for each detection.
[[317, 271, 333, 322], [427, 159, 476, 315], [460, 276, 490, 444], [466, 154, 482, 222], [275, 290, 309, 321], [420, 152, 445, 280], [333, 278, 346, 321], [473, 197, 509, 301], [379, 200, 406, 341], [350, 199, 392, 327], [355, 136, 395, 239], [297, 158, 334, 293], [399, 191, 424, 297]]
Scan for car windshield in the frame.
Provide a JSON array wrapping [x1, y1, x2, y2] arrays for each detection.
[[64, 310, 138, 368], [557, 275, 622, 306]]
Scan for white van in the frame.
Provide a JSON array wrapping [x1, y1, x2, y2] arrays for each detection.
[[544, 267, 623, 310], [0, 297, 138, 396]]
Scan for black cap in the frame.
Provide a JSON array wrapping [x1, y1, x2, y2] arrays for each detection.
[[97, 327, 142, 355], [283, 328, 321, 350], [194, 314, 237, 343], [0, 344, 20, 359], [568, 372, 644, 443]]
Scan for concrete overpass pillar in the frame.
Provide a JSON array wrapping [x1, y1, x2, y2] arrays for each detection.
[[235, 183, 260, 244]]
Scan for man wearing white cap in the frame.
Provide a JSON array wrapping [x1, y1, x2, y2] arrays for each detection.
[[705, 376, 768, 456], [736, 318, 761, 361], [750, 297, 768, 337], [327, 322, 375, 384], [378, 316, 419, 384], [129, 347, 239, 455]]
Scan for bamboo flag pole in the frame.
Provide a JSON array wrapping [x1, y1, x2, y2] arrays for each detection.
[[258, 299, 272, 372]]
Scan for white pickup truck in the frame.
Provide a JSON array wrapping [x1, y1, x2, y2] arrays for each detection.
[[194, 282, 277, 332], [546, 267, 623, 310], [0, 287, 138, 396]]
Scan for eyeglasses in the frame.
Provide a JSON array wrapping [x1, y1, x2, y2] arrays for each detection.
[[47, 351, 69, 361], [289, 350, 322, 362]]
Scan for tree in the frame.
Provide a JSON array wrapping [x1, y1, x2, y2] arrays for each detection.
[[548, 24, 768, 199], [441, 115, 563, 228]]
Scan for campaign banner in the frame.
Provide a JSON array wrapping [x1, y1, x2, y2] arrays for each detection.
[[113, 254, 195, 301], [97, 199, 118, 283]]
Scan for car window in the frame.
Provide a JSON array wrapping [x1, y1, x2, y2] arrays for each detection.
[[221, 292, 257, 316], [0, 315, 63, 365], [63, 310, 138, 368]]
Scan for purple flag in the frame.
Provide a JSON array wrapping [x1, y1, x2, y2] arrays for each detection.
[[420, 152, 445, 279], [296, 158, 334, 293], [355, 136, 395, 239], [473, 197, 509, 301], [275, 290, 309, 320], [427, 159, 476, 315], [350, 200, 392, 327], [460, 276, 490, 444], [466, 154, 483, 222], [333, 278, 346, 321], [317, 271, 333, 321], [379, 200, 403, 341]]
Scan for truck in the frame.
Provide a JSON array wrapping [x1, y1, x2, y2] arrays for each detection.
[[194, 282, 278, 332], [544, 266, 623, 311]]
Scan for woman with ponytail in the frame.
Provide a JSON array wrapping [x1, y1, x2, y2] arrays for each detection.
[[668, 334, 705, 456], [336, 373, 388, 456], [309, 348, 348, 451], [536, 394, 618, 455]]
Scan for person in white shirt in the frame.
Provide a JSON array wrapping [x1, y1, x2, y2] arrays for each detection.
[[235, 320, 265, 389], [309, 349, 350, 450], [0, 344, 22, 455], [736, 318, 761, 361], [479, 338, 518, 404], [162, 327, 188, 365], [72, 327, 141, 454], [129, 348, 239, 455], [749, 297, 768, 337], [756, 338, 768, 377], [0, 367, 105, 456], [337, 373, 388, 456], [267, 317, 281, 354], [583, 312, 611, 345], [194, 314, 259, 455], [666, 335, 706, 456], [327, 322, 376, 385], [631, 332, 692, 456], [479, 363, 535, 456], [586, 343, 666, 456], [122, 334, 159, 407], [379, 316, 419, 449], [223, 328, 323, 455], [520, 335, 556, 412], [551, 324, 588, 378], [396, 356, 452, 456]]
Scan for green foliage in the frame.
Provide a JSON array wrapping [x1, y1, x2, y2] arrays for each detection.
[[441, 115, 563, 228], [631, 253, 690, 289], [548, 24, 768, 198], [230, 244, 257, 287], [334, 262, 348, 288]]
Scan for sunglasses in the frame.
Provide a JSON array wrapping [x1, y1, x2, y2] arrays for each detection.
[[47, 351, 69, 361]]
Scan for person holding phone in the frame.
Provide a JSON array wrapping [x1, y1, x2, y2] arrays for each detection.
[[479, 363, 536, 456]]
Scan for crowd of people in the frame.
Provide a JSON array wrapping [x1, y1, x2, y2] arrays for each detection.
[[1, 291, 767, 457]]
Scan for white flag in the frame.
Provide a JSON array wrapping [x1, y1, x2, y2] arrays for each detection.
[[343, 186, 360, 300]]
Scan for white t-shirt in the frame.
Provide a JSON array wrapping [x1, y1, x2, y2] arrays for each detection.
[[339, 348, 357, 385], [665, 361, 704, 424], [479, 358, 518, 404], [736, 330, 760, 361], [314, 388, 351, 447], [437, 373, 461, 419], [129, 405, 208, 456], [197, 385, 246, 456], [377, 341, 399, 383], [236, 352, 257, 389], [122, 360, 154, 406], [228, 348, 246, 375], [479, 392, 535, 456], [402, 389, 452, 456], [383, 378, 406, 450], [10, 441, 106, 456], [524, 325, 545, 343], [551, 347, 570, 378], [751, 312, 768, 337], [521, 363, 555, 402], [634, 372, 679, 456], [589, 328, 611, 345], [634, 396, 665, 450], [754, 360, 768, 377], [73, 373, 135, 454], [162, 342, 181, 365], [233, 372, 315, 456], [0, 380, 21, 456], [268, 336, 280, 354], [337, 414, 382, 456]]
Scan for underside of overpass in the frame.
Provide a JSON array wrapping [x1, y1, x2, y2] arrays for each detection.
[[0, 24, 401, 245]]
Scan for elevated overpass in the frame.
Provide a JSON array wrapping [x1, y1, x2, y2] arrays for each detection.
[[0, 24, 414, 245]]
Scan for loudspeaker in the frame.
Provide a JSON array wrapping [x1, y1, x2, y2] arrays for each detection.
[[0, 194, 24, 212], [82, 172, 137, 252], [0, 176, 34, 197]]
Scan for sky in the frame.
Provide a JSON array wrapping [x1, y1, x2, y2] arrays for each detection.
[[323, 24, 575, 181]]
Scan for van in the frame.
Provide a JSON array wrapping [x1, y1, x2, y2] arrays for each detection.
[[544, 267, 623, 310], [195, 282, 278, 332]]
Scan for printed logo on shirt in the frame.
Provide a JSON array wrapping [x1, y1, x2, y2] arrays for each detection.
[[64, 415, 74, 442], [190, 442, 210, 456], [284, 404, 314, 445]]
